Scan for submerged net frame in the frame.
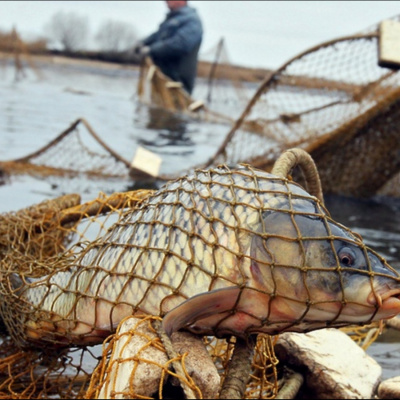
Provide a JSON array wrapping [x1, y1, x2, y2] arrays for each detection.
[[137, 55, 247, 127], [200, 27, 400, 197], [0, 118, 131, 181], [0, 149, 398, 399], [135, 16, 400, 197]]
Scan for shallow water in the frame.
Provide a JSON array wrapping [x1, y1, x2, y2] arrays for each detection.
[[1, 58, 400, 380]]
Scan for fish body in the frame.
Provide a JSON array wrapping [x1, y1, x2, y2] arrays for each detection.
[[12, 164, 400, 345]]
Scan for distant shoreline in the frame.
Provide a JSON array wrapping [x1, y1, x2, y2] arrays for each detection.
[[0, 50, 272, 83]]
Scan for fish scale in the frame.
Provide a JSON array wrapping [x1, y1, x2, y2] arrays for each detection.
[[11, 164, 400, 345], [23, 167, 299, 315]]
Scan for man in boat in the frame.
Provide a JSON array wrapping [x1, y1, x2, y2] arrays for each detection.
[[134, 0, 203, 94]]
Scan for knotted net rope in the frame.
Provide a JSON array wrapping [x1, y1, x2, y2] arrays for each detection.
[[0, 149, 397, 399]]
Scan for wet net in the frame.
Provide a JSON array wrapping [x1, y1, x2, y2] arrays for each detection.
[[0, 118, 131, 181], [0, 27, 43, 81], [0, 148, 398, 399], [200, 16, 400, 197], [2, 17, 400, 197], [136, 54, 253, 128], [85, 316, 279, 399], [135, 16, 400, 197]]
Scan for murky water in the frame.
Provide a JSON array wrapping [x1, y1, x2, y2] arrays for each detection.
[[1, 58, 400, 380]]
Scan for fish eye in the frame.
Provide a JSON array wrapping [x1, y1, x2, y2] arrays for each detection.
[[338, 247, 356, 267]]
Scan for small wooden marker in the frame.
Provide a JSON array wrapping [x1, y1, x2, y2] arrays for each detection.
[[378, 20, 400, 69], [130, 146, 162, 179]]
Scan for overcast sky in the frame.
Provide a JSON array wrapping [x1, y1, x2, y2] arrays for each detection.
[[2, 1, 400, 68]]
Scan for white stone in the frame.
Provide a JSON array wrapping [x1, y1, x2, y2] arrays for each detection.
[[275, 328, 382, 399], [379, 20, 400, 69], [378, 376, 400, 399], [130, 146, 162, 178]]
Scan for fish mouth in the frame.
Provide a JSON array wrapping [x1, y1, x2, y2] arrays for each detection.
[[368, 288, 400, 317]]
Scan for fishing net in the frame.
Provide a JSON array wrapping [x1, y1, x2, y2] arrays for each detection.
[[0, 148, 398, 399], [340, 322, 382, 350], [135, 16, 400, 197], [2, 17, 400, 197], [136, 55, 251, 127], [0, 168, 280, 399], [200, 16, 400, 197], [85, 316, 279, 399], [137, 36, 260, 120], [197, 37, 258, 109], [0, 118, 131, 181], [0, 27, 43, 81]]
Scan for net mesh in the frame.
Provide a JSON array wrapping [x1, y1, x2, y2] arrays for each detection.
[[0, 118, 131, 181], [0, 27, 43, 81], [202, 23, 400, 197], [137, 55, 247, 127], [0, 150, 399, 399], [2, 16, 400, 399], [85, 316, 280, 399], [2, 19, 400, 196]]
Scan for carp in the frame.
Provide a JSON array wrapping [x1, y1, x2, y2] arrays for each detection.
[[10, 164, 400, 345]]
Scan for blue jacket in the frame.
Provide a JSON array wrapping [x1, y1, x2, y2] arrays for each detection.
[[143, 5, 203, 94]]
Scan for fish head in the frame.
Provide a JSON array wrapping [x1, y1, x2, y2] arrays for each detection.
[[249, 208, 400, 333], [162, 186, 400, 338]]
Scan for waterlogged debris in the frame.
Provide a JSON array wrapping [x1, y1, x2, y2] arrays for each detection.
[[275, 329, 382, 399], [64, 87, 92, 95], [379, 20, 400, 69], [130, 145, 162, 178]]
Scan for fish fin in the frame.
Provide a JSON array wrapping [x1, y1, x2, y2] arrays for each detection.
[[9, 273, 26, 291], [9, 273, 23, 290], [162, 287, 241, 336], [9, 273, 33, 296]]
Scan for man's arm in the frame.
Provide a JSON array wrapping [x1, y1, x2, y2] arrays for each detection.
[[142, 31, 159, 46]]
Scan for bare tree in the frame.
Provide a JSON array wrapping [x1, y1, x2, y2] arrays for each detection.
[[95, 19, 137, 53], [44, 11, 89, 52]]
